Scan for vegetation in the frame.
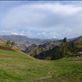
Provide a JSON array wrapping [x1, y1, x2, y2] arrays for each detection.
[[24, 37, 82, 60], [6, 40, 15, 48], [0, 49, 82, 82], [0, 36, 82, 82]]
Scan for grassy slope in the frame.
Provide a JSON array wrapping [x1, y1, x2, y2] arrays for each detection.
[[0, 49, 82, 82]]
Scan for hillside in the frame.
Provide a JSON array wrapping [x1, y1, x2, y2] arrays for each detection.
[[0, 48, 82, 82], [72, 36, 82, 44]]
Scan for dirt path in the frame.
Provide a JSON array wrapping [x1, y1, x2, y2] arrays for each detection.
[[30, 75, 52, 82]]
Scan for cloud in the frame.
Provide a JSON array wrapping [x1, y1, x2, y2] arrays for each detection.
[[2, 2, 82, 28], [31, 3, 82, 15], [1, 2, 82, 39], [11, 32, 25, 35]]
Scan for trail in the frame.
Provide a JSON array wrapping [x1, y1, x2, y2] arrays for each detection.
[[30, 75, 52, 82]]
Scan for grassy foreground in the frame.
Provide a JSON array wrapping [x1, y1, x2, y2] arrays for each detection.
[[0, 49, 82, 82]]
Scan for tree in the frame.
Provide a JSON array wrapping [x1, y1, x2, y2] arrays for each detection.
[[51, 46, 62, 60], [6, 40, 15, 48], [6, 40, 11, 47], [63, 37, 67, 43], [10, 41, 15, 48], [61, 37, 68, 56], [68, 41, 75, 51]]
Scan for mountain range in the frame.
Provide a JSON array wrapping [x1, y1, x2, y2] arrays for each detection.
[[0, 35, 59, 46], [0, 35, 82, 59]]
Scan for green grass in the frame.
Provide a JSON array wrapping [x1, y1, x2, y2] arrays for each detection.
[[0, 49, 82, 82]]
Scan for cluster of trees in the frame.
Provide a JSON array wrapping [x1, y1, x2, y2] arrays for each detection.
[[6, 40, 15, 48], [61, 37, 81, 57]]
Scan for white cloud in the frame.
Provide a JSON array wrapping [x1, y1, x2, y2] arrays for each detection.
[[1, 2, 82, 39], [2, 2, 82, 28], [31, 3, 82, 15], [11, 32, 25, 36]]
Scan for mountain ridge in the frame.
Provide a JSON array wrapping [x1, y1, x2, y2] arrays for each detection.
[[0, 35, 59, 45]]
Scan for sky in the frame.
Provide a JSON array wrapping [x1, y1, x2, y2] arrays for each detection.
[[0, 1, 82, 39]]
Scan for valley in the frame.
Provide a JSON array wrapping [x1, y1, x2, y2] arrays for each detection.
[[0, 35, 82, 82], [0, 1, 82, 82]]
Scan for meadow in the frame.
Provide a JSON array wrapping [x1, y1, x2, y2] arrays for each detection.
[[0, 49, 82, 82]]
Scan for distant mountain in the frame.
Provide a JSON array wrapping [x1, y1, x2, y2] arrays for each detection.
[[1, 35, 82, 60], [0, 35, 60, 51], [0, 35, 43, 46], [71, 36, 82, 44], [0, 35, 58, 46]]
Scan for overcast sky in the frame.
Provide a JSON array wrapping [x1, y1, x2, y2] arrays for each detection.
[[0, 1, 82, 39]]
